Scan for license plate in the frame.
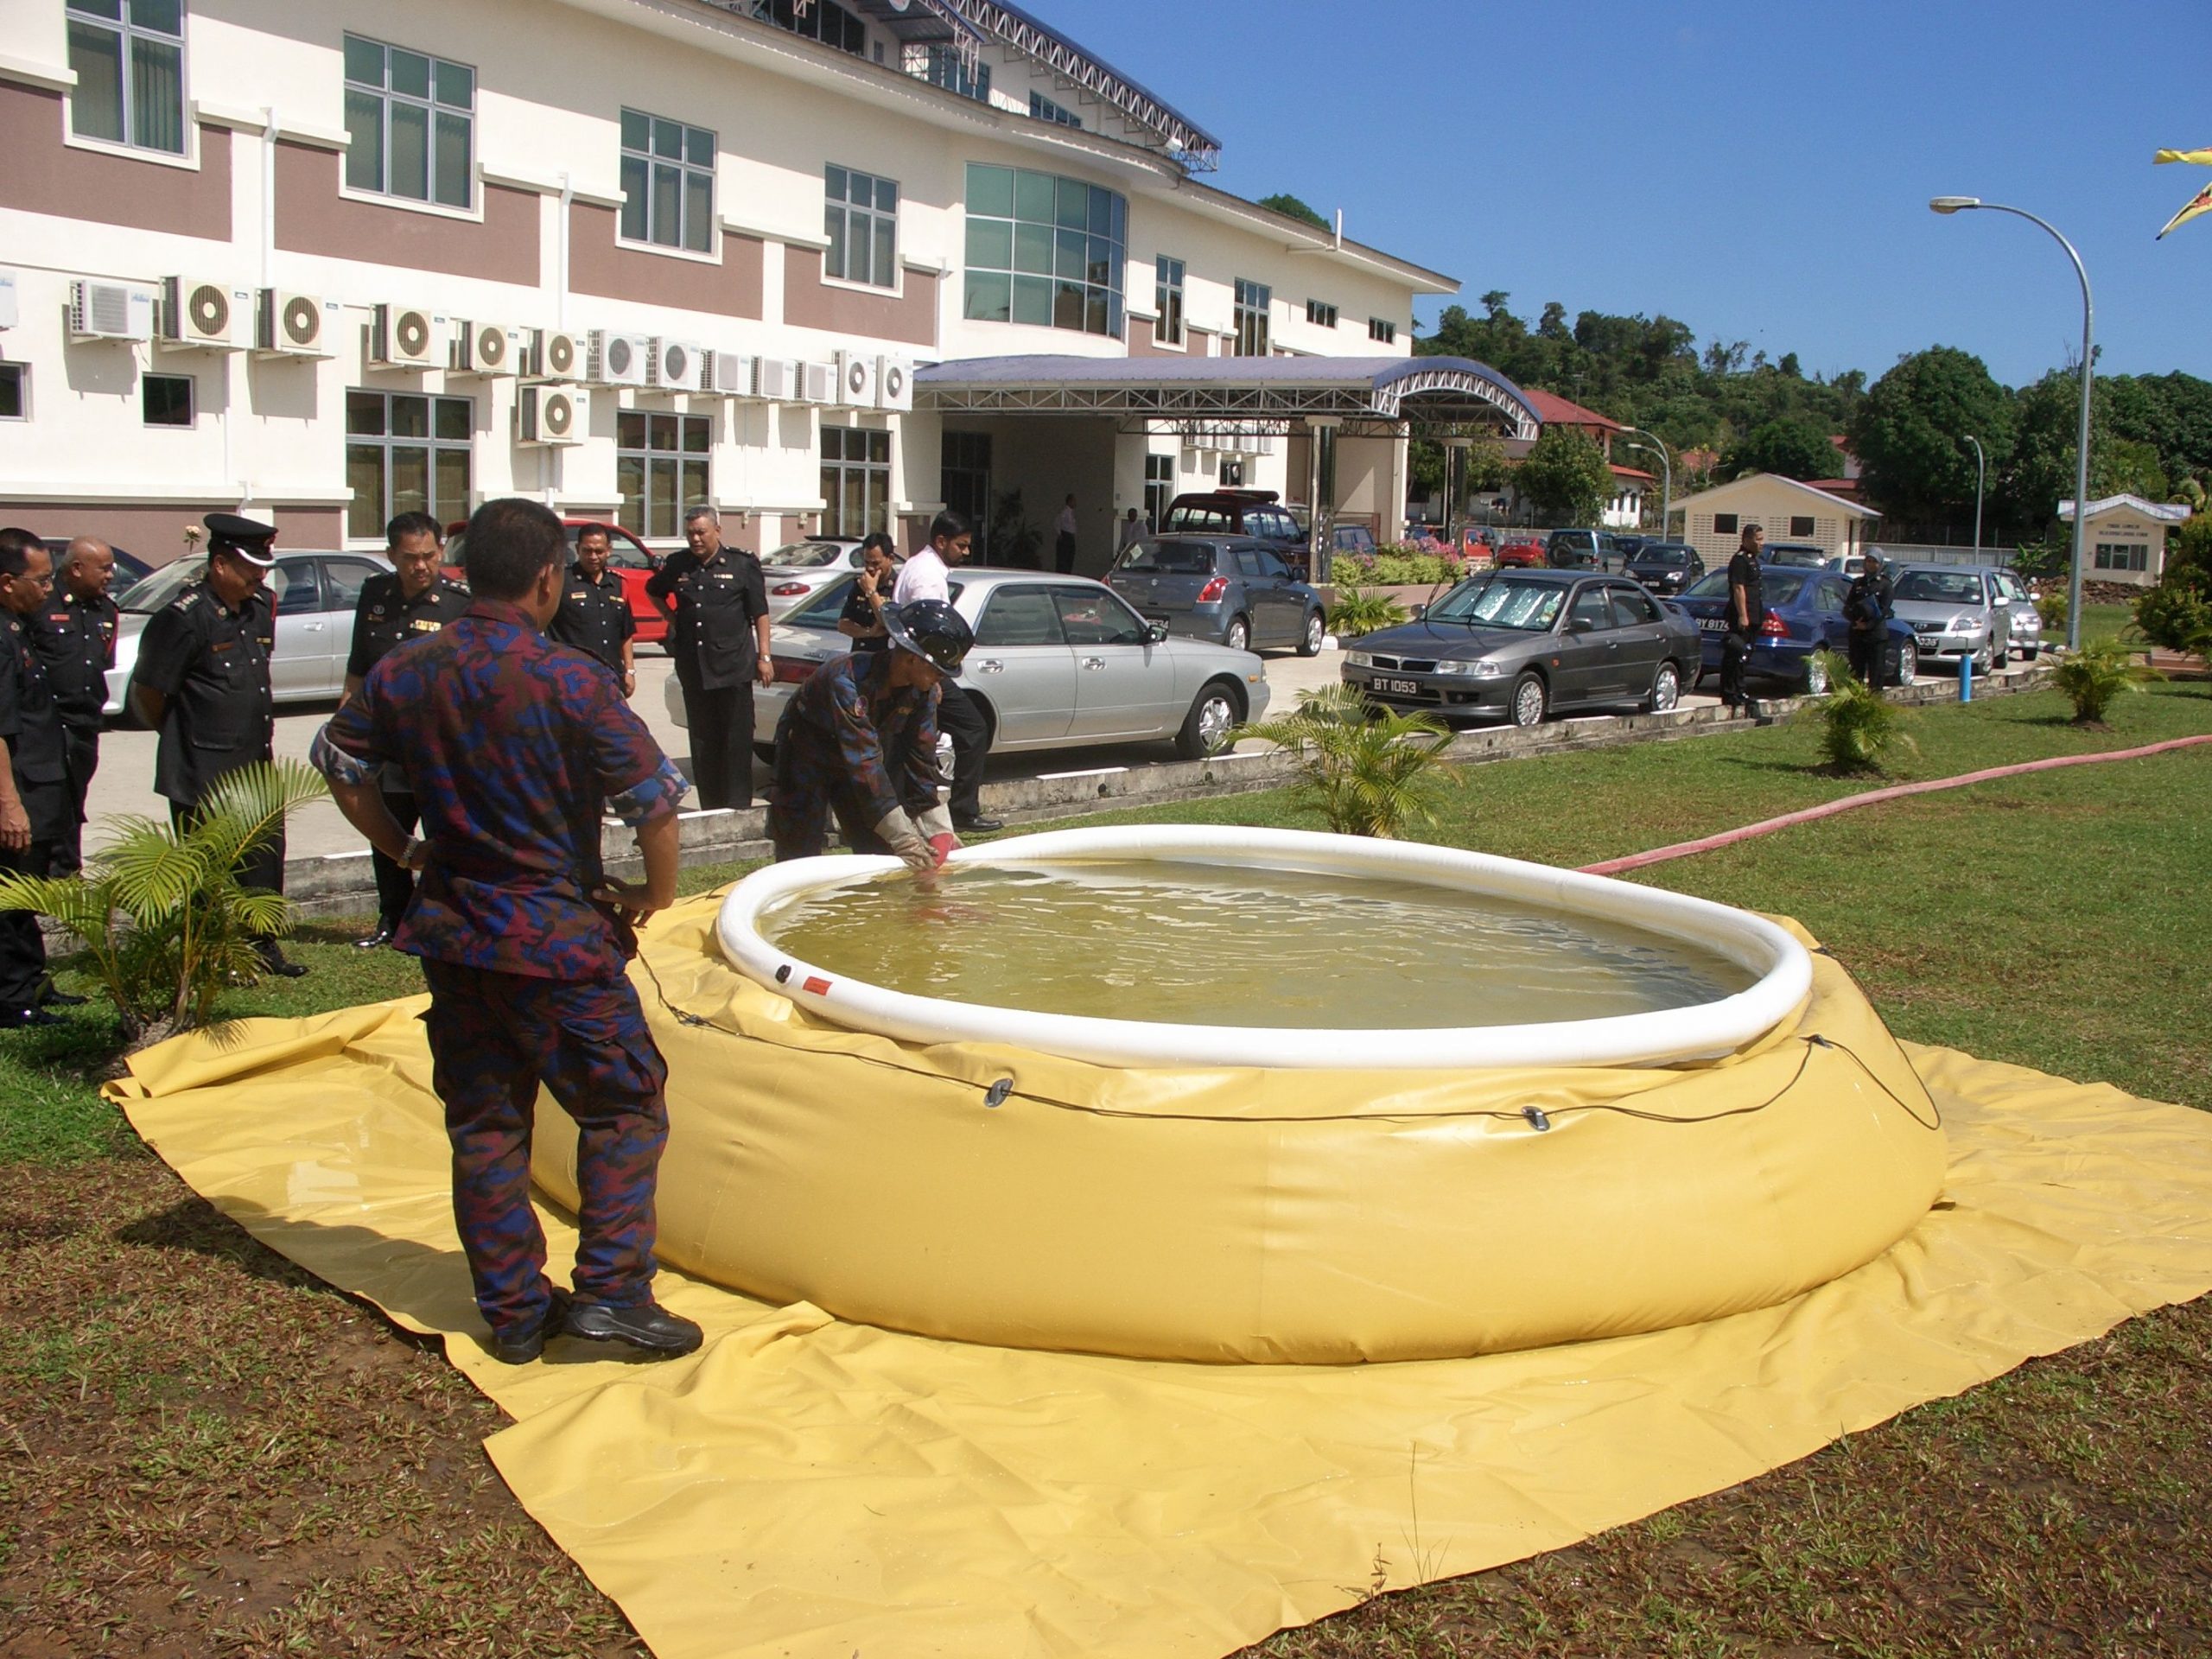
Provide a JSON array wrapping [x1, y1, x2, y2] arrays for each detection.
[[1376, 676, 1423, 696], [1698, 618, 1726, 632]]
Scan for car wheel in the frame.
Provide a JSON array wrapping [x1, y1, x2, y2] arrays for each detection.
[[1897, 639, 1919, 683], [1297, 609, 1325, 657], [1177, 680, 1243, 760], [1224, 616, 1250, 652], [1510, 671, 1548, 728], [1643, 659, 1681, 713], [1802, 654, 1830, 696]]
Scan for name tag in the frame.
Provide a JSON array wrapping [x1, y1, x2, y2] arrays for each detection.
[[410, 618, 442, 632]]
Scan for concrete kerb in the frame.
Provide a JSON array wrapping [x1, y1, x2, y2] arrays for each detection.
[[276, 662, 2060, 919]]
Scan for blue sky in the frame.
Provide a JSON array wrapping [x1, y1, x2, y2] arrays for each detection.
[[1046, 0, 2211, 388]]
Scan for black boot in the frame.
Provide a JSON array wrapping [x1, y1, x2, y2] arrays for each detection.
[[565, 1299, 704, 1357]]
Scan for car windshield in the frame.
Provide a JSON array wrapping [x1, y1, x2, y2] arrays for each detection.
[[765, 540, 851, 569], [117, 558, 205, 613], [1116, 542, 1214, 575], [1683, 569, 1812, 605], [1427, 576, 1567, 632], [1634, 549, 1688, 566], [1162, 505, 1235, 532], [1894, 571, 1985, 604]]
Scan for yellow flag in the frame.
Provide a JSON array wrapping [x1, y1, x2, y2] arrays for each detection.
[[2158, 181, 2212, 239], [2155, 147, 2212, 165]]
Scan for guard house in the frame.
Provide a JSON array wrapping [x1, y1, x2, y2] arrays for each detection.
[[2058, 495, 2193, 588], [1667, 474, 1878, 564]]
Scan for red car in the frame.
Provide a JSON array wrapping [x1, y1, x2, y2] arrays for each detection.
[[443, 517, 666, 644], [1493, 537, 1547, 568]]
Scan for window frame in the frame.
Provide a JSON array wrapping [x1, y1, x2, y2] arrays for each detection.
[[1143, 453, 1174, 528], [616, 410, 713, 541], [1233, 279, 1272, 357], [823, 162, 899, 291], [1154, 257, 1185, 349], [1368, 316, 1397, 345], [963, 163, 1127, 340], [66, 0, 190, 159], [819, 425, 892, 538], [1029, 91, 1083, 130], [1305, 298, 1338, 329], [1789, 515, 1816, 538], [142, 371, 195, 428], [345, 389, 475, 542], [620, 108, 716, 256], [341, 34, 477, 213], [0, 363, 27, 422], [1713, 512, 1739, 537]]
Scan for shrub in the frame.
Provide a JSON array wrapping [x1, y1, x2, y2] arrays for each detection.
[[1326, 583, 1408, 639], [2131, 580, 2212, 653], [2053, 638, 2158, 725], [1803, 649, 1916, 774], [2034, 586, 2069, 634], [1233, 683, 1454, 838], [0, 760, 327, 1050]]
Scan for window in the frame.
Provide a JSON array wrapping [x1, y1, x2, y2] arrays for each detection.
[[1029, 92, 1082, 130], [0, 364, 24, 421], [1306, 299, 1338, 329], [620, 111, 715, 253], [755, 0, 864, 55], [821, 427, 891, 537], [1052, 587, 1147, 647], [67, 0, 186, 156], [1217, 457, 1246, 487], [142, 372, 194, 426], [964, 163, 1127, 337], [323, 556, 385, 610], [346, 391, 472, 538], [1789, 515, 1815, 537], [1609, 587, 1662, 626], [1368, 316, 1397, 345], [1713, 513, 1738, 537], [916, 44, 989, 100], [2094, 542, 2150, 572], [343, 35, 474, 210], [617, 411, 710, 539], [975, 585, 1065, 648], [1154, 257, 1185, 347], [273, 559, 322, 617], [824, 164, 898, 287], [1144, 454, 1174, 528], [1233, 279, 1271, 357]]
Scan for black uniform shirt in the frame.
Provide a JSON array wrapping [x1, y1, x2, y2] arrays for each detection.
[[0, 611, 71, 825], [548, 565, 636, 672], [1726, 550, 1765, 637], [1845, 570, 1893, 632], [839, 577, 889, 652], [32, 588, 120, 733], [131, 581, 276, 809], [645, 546, 767, 690], [346, 571, 473, 679]]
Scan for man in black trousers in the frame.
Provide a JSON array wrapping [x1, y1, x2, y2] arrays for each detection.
[[0, 529, 72, 1027], [646, 506, 770, 810], [33, 537, 119, 877]]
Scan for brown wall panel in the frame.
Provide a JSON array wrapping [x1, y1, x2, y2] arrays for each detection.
[[0, 83, 232, 238], [782, 247, 936, 346], [568, 201, 763, 317], [0, 503, 342, 562], [274, 142, 538, 284]]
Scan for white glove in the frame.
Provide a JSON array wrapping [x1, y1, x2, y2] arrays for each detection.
[[873, 808, 936, 876]]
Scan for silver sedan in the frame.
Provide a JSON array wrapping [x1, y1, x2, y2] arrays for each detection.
[[665, 569, 1271, 760]]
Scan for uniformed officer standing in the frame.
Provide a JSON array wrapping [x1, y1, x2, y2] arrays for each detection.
[[547, 522, 636, 693], [1844, 551, 1896, 690], [645, 505, 770, 810], [32, 537, 120, 876], [0, 529, 72, 1027], [1719, 523, 1766, 715], [130, 512, 306, 978], [834, 532, 898, 653], [344, 512, 472, 949], [312, 497, 700, 1365]]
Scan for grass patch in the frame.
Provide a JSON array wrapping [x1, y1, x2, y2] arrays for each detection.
[[2079, 600, 2135, 649]]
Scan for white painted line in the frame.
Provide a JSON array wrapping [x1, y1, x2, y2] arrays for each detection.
[[1036, 766, 1131, 780]]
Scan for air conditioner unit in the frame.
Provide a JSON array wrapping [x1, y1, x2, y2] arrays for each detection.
[[453, 320, 521, 376], [0, 270, 22, 331], [371, 302, 444, 369], [160, 276, 251, 349], [256, 289, 334, 357], [801, 360, 836, 404], [877, 354, 913, 411], [652, 336, 708, 392], [518, 382, 588, 446], [757, 357, 798, 403], [836, 348, 878, 408], [535, 328, 581, 381], [708, 351, 756, 398], [67, 279, 155, 342], [587, 329, 651, 387]]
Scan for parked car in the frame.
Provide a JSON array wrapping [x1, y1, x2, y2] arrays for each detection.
[[446, 517, 665, 644], [1671, 566, 1921, 693], [40, 537, 153, 590], [756, 537, 869, 615], [1107, 535, 1325, 655], [1623, 542, 1706, 596], [106, 550, 395, 717], [1331, 524, 1378, 558], [1545, 529, 1624, 572], [1613, 535, 1652, 561], [1341, 569, 1701, 728], [1823, 553, 1874, 579], [667, 570, 1272, 762], [1160, 491, 1309, 576], [1887, 563, 2038, 671], [1493, 537, 1547, 568], [1758, 542, 1829, 569]]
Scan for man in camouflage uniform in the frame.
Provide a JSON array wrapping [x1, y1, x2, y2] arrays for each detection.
[[313, 498, 699, 1365]]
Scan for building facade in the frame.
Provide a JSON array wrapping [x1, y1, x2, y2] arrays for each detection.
[[1666, 473, 1878, 565], [0, 0, 1457, 574], [2058, 494, 2191, 588]]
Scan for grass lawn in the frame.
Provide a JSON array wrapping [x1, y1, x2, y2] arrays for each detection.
[[2078, 600, 2137, 649], [3, 682, 2210, 1655]]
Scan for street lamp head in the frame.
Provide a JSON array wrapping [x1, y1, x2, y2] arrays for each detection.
[[1929, 195, 1981, 215]]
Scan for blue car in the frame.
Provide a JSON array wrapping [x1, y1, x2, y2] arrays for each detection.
[[1672, 567, 1921, 693]]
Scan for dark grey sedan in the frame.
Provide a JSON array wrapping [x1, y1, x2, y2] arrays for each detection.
[[1107, 534, 1326, 655], [1342, 569, 1703, 727]]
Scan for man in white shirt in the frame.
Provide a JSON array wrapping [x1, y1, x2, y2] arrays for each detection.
[[892, 512, 999, 832], [1054, 494, 1078, 574], [1116, 506, 1146, 556]]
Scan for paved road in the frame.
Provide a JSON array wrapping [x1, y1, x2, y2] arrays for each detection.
[[86, 642, 1740, 860]]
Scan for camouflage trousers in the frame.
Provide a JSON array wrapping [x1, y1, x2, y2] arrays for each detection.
[[419, 959, 670, 1338]]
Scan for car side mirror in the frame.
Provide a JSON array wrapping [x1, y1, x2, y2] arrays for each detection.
[[1567, 617, 1597, 635], [1410, 603, 1427, 619], [1146, 621, 1168, 644]]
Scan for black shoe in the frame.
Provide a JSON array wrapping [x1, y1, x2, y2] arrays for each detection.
[[257, 944, 309, 979], [37, 986, 87, 1007], [564, 1298, 704, 1358], [489, 1288, 572, 1366], [0, 1006, 63, 1028], [953, 816, 1006, 834], [353, 925, 397, 950]]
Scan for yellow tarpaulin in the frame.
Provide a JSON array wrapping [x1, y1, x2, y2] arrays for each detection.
[[109, 903, 2212, 1659]]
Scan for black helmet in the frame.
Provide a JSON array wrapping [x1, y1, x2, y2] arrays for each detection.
[[882, 599, 972, 677]]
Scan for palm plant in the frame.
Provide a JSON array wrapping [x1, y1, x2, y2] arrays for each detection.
[[2052, 638, 2158, 726], [1234, 683, 1454, 838], [0, 760, 327, 1049], [1803, 649, 1916, 774], [1325, 582, 1407, 639]]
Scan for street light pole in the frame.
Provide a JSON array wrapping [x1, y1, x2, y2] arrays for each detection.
[[1620, 426, 1672, 537], [1929, 197, 2093, 648], [1967, 436, 1987, 552]]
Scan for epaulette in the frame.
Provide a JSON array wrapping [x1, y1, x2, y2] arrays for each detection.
[[173, 590, 200, 612], [444, 577, 471, 595]]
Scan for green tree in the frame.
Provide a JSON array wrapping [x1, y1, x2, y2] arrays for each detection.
[[1514, 425, 1613, 525], [1719, 418, 1840, 482], [1848, 347, 2015, 523], [1256, 193, 1328, 230], [1999, 368, 2114, 532]]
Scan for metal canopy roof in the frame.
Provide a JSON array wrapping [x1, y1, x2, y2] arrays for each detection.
[[915, 354, 1541, 439]]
